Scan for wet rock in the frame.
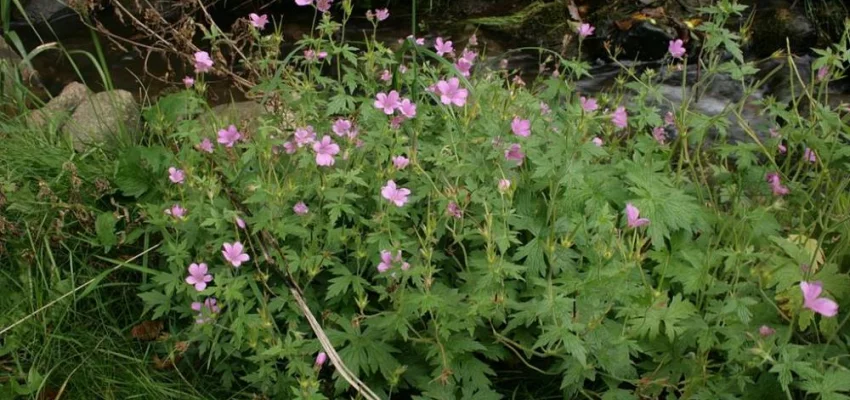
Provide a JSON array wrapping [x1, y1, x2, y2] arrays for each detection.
[[615, 20, 676, 61], [8, 0, 81, 36], [26, 82, 90, 131], [62, 90, 141, 151]]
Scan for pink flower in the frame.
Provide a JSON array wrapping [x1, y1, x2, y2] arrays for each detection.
[[398, 98, 417, 118], [592, 137, 603, 147], [512, 75, 526, 87], [377, 250, 393, 273], [611, 106, 628, 129], [375, 8, 389, 21], [381, 180, 410, 207], [817, 66, 829, 81], [194, 51, 213, 73], [332, 119, 352, 137], [380, 69, 392, 82], [191, 297, 220, 324], [435, 78, 468, 107], [511, 117, 531, 137], [183, 76, 194, 88], [539, 102, 551, 115], [313, 135, 340, 166], [316, 0, 332, 12], [249, 13, 268, 29], [222, 242, 250, 268], [235, 217, 246, 229], [283, 141, 297, 154], [217, 125, 242, 147], [766, 172, 789, 196], [759, 325, 776, 337], [580, 96, 598, 112], [769, 126, 780, 137], [315, 352, 328, 367], [374, 91, 401, 114], [498, 179, 511, 193], [652, 126, 666, 144], [447, 201, 462, 219], [625, 203, 649, 228], [455, 57, 473, 77], [186, 262, 213, 291], [577, 23, 594, 38], [294, 126, 316, 147], [800, 281, 838, 317], [668, 39, 686, 59], [778, 143, 787, 154], [399, 65, 408, 74], [434, 37, 453, 56], [804, 148, 817, 163], [293, 201, 309, 215], [389, 116, 404, 129], [377, 250, 408, 273], [168, 167, 185, 184], [504, 143, 525, 165], [164, 203, 186, 219], [468, 34, 478, 46], [197, 137, 214, 153], [295, 0, 312, 5], [664, 111, 675, 126], [392, 155, 409, 169]]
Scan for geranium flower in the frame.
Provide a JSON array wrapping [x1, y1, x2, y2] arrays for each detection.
[[625, 203, 649, 228], [504, 143, 525, 165], [313, 135, 340, 166], [580, 96, 598, 112], [222, 242, 250, 267], [511, 117, 531, 137], [398, 99, 417, 118], [392, 155, 409, 169], [293, 201, 309, 215], [194, 51, 213, 73], [800, 281, 838, 317], [578, 23, 594, 38], [217, 125, 242, 147], [197, 137, 214, 153], [381, 180, 410, 207], [434, 37, 453, 56], [434, 78, 468, 107], [249, 13, 268, 29], [294, 126, 317, 147], [766, 172, 789, 196], [186, 262, 213, 291], [668, 39, 686, 58], [168, 167, 185, 184], [374, 91, 401, 114], [191, 297, 220, 324], [611, 106, 628, 129], [164, 204, 186, 219]]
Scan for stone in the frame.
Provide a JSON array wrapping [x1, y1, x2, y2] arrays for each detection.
[[0, 36, 42, 96], [198, 101, 295, 137], [61, 90, 141, 152], [26, 81, 90, 131]]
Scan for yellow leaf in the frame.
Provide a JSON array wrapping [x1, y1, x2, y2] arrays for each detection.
[[787, 234, 824, 271]]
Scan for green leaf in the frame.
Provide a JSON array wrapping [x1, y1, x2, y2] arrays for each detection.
[[95, 212, 118, 248]]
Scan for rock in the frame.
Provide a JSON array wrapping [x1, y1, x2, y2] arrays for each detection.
[[62, 90, 141, 151], [26, 82, 90, 131], [0, 36, 42, 95], [8, 0, 82, 37]]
